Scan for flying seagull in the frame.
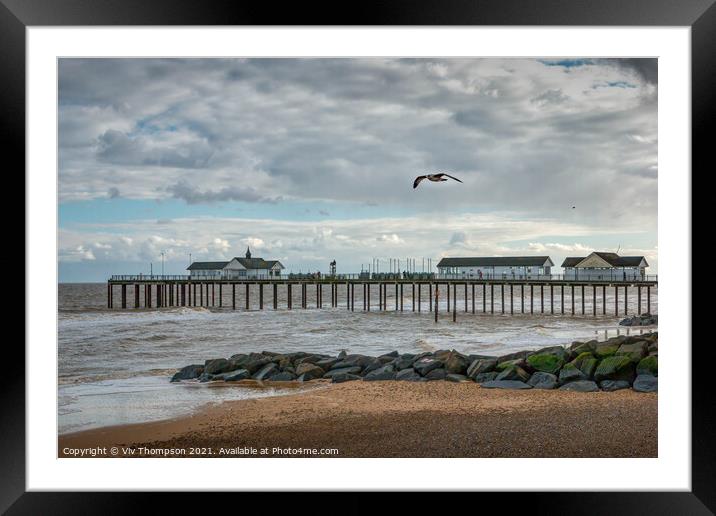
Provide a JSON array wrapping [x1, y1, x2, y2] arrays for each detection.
[[413, 173, 463, 189]]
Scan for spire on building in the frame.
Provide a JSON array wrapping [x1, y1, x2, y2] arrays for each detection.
[[245, 246, 251, 259]]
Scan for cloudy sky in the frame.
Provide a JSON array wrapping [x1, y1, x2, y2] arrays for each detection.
[[58, 58, 657, 281]]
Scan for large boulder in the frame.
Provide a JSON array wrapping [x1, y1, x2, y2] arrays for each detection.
[[294, 354, 324, 367], [243, 355, 274, 374], [171, 364, 204, 382], [570, 352, 598, 379], [595, 341, 620, 358], [425, 368, 447, 381], [526, 353, 564, 375], [443, 350, 468, 374], [295, 363, 325, 380], [599, 380, 631, 392], [221, 369, 251, 381], [497, 350, 530, 363], [332, 354, 375, 371], [480, 380, 532, 390], [633, 374, 658, 393], [559, 380, 599, 392], [636, 356, 658, 377], [252, 363, 278, 381], [394, 354, 418, 370], [331, 373, 361, 383], [594, 356, 636, 383], [379, 350, 399, 360], [558, 363, 587, 384], [361, 359, 386, 376], [496, 358, 529, 372], [413, 357, 443, 376], [531, 345, 571, 362], [267, 371, 296, 381], [616, 341, 649, 363], [323, 366, 363, 379], [315, 357, 342, 371], [466, 359, 497, 379], [496, 366, 530, 383], [528, 371, 558, 389], [204, 358, 233, 375], [363, 364, 396, 381], [473, 372, 498, 383], [395, 368, 422, 381]]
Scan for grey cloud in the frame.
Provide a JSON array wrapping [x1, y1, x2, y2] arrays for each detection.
[[166, 180, 281, 205], [531, 89, 569, 106], [107, 187, 120, 198]]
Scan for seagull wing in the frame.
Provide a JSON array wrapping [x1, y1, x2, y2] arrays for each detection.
[[442, 173, 463, 183], [413, 175, 427, 189]]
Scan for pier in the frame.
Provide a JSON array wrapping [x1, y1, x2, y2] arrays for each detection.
[[106, 274, 657, 319]]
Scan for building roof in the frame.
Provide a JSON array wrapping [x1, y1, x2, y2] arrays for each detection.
[[561, 252, 648, 268], [436, 256, 553, 268], [186, 261, 229, 271]]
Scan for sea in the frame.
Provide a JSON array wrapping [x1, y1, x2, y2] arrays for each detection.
[[58, 282, 657, 433]]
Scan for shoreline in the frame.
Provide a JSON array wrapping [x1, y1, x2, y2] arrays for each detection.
[[59, 381, 657, 458]]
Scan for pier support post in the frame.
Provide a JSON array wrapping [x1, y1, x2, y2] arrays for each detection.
[[490, 284, 494, 314], [193, 283, 196, 306], [510, 284, 513, 314], [211, 284, 215, 306], [530, 284, 533, 314], [624, 285, 628, 315], [219, 283, 222, 308], [367, 283, 370, 311], [593, 285, 597, 316], [615, 285, 618, 316], [501, 284, 505, 314], [571, 285, 575, 314], [412, 283, 415, 312], [121, 284, 127, 308], [561, 285, 564, 314], [637, 285, 641, 314], [246, 283, 250, 310], [274, 283, 278, 310], [418, 283, 421, 312], [521, 284, 525, 314], [447, 283, 451, 312], [135, 284, 140, 308], [108, 284, 113, 309], [452, 282, 457, 322], [550, 284, 553, 314], [602, 285, 606, 315], [347, 282, 350, 310], [647, 285, 651, 313], [199, 284, 203, 307], [157, 284, 161, 308], [400, 283, 403, 311], [482, 283, 486, 313], [434, 286, 439, 323], [260, 283, 264, 310], [581, 285, 585, 315], [351, 283, 354, 311], [472, 283, 475, 314], [540, 285, 544, 314], [395, 283, 398, 311], [288, 284, 292, 310], [232, 283, 236, 310]]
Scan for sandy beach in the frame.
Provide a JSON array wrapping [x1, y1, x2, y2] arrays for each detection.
[[59, 381, 657, 458]]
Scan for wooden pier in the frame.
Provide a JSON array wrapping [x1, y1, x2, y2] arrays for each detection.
[[106, 275, 657, 319]]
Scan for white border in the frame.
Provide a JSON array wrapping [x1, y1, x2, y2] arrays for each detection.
[[28, 27, 690, 491]]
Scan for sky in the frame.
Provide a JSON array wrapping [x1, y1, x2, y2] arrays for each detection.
[[58, 58, 657, 282]]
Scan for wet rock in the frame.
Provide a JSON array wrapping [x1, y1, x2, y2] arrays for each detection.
[[425, 368, 447, 381], [171, 364, 204, 382], [413, 357, 443, 376], [223, 369, 251, 382], [636, 356, 658, 377], [594, 355, 636, 383], [252, 363, 278, 381], [395, 368, 422, 381], [443, 350, 468, 375], [331, 373, 361, 383], [633, 374, 658, 392], [570, 352, 598, 379], [362, 359, 386, 376], [323, 366, 363, 379], [473, 372, 499, 383], [558, 363, 587, 384], [559, 380, 599, 392], [204, 358, 232, 375], [497, 350, 529, 363], [480, 380, 532, 390], [446, 373, 468, 383], [243, 356, 273, 374], [379, 350, 399, 359], [363, 364, 396, 381], [337, 350, 347, 359], [616, 341, 649, 363], [294, 354, 324, 367], [496, 366, 530, 383], [332, 354, 374, 371], [496, 358, 529, 372], [315, 357, 341, 371], [599, 380, 631, 392], [528, 371, 558, 389], [526, 353, 564, 375], [595, 341, 620, 359], [295, 363, 325, 380], [467, 359, 497, 379], [395, 354, 417, 370], [531, 345, 571, 362]]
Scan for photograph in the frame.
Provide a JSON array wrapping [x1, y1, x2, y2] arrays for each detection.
[[56, 56, 660, 459]]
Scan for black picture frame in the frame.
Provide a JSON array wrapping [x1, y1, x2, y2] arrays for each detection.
[[3, 0, 707, 512]]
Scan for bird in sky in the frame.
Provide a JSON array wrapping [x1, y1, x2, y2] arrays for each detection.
[[572, 206, 576, 209], [413, 173, 463, 189]]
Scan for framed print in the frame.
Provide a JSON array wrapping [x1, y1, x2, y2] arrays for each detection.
[[4, 0, 710, 511]]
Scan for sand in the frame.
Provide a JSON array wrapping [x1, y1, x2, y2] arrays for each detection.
[[58, 381, 657, 458]]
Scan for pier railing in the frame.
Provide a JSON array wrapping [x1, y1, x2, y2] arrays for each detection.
[[110, 273, 658, 283]]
